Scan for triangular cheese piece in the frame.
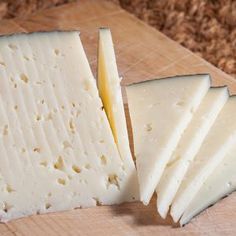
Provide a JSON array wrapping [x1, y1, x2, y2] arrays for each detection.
[[156, 87, 228, 218], [171, 96, 236, 222], [0, 31, 136, 222], [126, 75, 210, 204], [97, 28, 139, 198], [180, 144, 236, 226]]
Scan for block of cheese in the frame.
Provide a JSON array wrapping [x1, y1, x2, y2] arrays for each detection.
[[180, 143, 236, 226], [97, 28, 139, 197], [156, 87, 228, 218], [171, 96, 236, 223], [126, 75, 210, 205], [0, 31, 137, 222]]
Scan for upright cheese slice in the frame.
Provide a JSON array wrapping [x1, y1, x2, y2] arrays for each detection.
[[180, 144, 236, 226], [156, 87, 228, 218], [97, 28, 139, 197], [171, 96, 236, 222], [126, 75, 210, 204], [0, 31, 137, 222]]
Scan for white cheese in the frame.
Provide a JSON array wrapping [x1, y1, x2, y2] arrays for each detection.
[[126, 75, 210, 205], [97, 28, 139, 197], [180, 144, 236, 226], [171, 96, 236, 223], [156, 87, 228, 218], [0, 31, 137, 222]]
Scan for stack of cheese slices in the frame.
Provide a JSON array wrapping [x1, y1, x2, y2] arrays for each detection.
[[0, 29, 235, 226]]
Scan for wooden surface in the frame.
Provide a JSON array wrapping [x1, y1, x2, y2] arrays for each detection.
[[0, 0, 236, 235]]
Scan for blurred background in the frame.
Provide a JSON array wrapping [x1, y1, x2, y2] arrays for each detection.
[[0, 0, 235, 78]]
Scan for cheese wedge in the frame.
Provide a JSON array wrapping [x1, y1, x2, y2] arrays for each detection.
[[98, 28, 139, 198], [180, 144, 236, 226], [171, 96, 236, 222], [126, 75, 210, 204], [156, 87, 228, 218], [97, 28, 139, 197], [0, 31, 137, 222]]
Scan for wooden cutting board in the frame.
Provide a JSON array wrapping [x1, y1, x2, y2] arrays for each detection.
[[0, 0, 236, 235]]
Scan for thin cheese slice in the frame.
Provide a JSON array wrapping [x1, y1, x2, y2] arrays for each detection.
[[126, 75, 210, 204], [0, 31, 137, 222], [171, 96, 236, 223], [180, 144, 236, 226], [97, 28, 139, 197], [156, 87, 228, 218]]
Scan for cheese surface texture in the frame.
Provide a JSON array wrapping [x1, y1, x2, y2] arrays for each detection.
[[156, 87, 228, 218], [0, 31, 137, 222], [180, 144, 236, 226], [126, 75, 210, 204], [171, 96, 236, 222]]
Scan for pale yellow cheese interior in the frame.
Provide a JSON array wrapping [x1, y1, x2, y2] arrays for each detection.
[[98, 40, 118, 144]]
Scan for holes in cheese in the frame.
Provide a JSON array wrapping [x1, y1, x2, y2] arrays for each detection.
[[40, 161, 48, 167], [6, 184, 15, 193], [54, 156, 64, 171], [8, 43, 18, 51], [2, 202, 12, 213], [68, 118, 76, 133], [100, 155, 107, 165], [85, 164, 91, 170], [35, 114, 42, 121], [57, 178, 66, 185], [33, 147, 40, 153], [20, 73, 29, 83], [145, 123, 152, 132], [72, 165, 81, 174], [107, 174, 120, 190], [23, 55, 30, 61], [45, 203, 52, 210], [63, 140, 72, 149], [54, 49, 60, 56]]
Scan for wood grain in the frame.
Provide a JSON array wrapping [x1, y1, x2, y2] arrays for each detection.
[[0, 0, 236, 235]]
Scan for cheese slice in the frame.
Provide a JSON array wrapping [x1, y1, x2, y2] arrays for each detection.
[[180, 144, 236, 226], [156, 87, 228, 218], [126, 75, 210, 205], [0, 31, 137, 222], [171, 96, 236, 222], [97, 28, 139, 197]]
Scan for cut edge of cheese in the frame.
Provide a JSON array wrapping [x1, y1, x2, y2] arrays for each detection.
[[156, 86, 229, 218], [97, 28, 139, 200], [180, 143, 236, 226], [126, 74, 211, 205], [98, 28, 119, 145], [171, 96, 236, 223]]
